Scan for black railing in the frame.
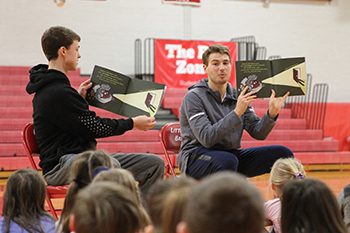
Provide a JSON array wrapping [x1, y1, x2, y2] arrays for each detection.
[[134, 39, 142, 79], [230, 36, 266, 61], [308, 83, 328, 130], [134, 38, 155, 81], [230, 35, 256, 43], [144, 38, 155, 82]]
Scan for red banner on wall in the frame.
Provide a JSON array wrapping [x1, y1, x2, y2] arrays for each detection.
[[154, 39, 237, 88]]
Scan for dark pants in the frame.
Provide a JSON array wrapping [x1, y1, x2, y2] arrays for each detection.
[[186, 145, 294, 180]]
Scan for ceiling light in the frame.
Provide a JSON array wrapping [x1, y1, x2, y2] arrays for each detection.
[[54, 0, 65, 7]]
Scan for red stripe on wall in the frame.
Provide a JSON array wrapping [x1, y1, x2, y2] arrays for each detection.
[[324, 103, 350, 151]]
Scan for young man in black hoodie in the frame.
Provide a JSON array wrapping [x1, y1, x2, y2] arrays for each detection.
[[26, 26, 165, 200]]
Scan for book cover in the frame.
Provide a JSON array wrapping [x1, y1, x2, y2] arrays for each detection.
[[87, 65, 166, 118], [235, 57, 306, 98]]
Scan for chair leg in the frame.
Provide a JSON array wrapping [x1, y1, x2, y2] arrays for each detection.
[[165, 164, 170, 178], [165, 164, 177, 178], [45, 193, 59, 220]]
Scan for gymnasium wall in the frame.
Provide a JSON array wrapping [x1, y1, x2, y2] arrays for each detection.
[[0, 0, 349, 102], [0, 0, 349, 147]]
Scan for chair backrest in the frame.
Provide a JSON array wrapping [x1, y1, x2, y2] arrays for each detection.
[[21, 122, 40, 171], [21, 122, 69, 220], [159, 122, 182, 152]]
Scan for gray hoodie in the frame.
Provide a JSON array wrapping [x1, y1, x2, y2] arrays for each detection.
[[177, 78, 277, 174]]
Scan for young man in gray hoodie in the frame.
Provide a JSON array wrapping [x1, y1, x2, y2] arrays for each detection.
[[178, 44, 293, 180]]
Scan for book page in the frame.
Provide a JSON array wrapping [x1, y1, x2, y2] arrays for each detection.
[[267, 57, 306, 97], [235, 60, 272, 98], [87, 65, 131, 115], [118, 78, 166, 117]]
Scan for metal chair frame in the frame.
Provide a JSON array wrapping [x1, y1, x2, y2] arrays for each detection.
[[159, 122, 182, 178], [21, 122, 68, 219]]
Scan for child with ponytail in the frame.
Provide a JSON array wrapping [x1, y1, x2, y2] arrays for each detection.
[[264, 157, 306, 233], [57, 150, 113, 233]]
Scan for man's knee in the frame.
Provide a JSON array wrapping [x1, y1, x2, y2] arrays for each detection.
[[274, 145, 294, 158], [216, 156, 239, 171], [148, 154, 165, 167], [144, 154, 165, 174]]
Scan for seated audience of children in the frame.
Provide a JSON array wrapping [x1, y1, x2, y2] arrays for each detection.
[[2, 160, 349, 233]]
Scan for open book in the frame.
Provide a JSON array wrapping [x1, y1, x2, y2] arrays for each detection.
[[235, 57, 306, 98], [87, 65, 166, 118]]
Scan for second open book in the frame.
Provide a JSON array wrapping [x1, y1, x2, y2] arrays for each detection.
[[235, 57, 306, 98]]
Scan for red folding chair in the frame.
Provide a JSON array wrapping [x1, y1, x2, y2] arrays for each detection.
[[159, 122, 182, 178], [21, 122, 69, 220]]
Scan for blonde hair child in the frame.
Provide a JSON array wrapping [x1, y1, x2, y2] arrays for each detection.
[[264, 157, 306, 233]]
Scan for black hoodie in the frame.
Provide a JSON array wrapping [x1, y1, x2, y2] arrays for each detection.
[[26, 64, 133, 175]]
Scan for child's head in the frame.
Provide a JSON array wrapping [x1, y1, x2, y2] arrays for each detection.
[[41, 26, 80, 61], [146, 177, 197, 233], [281, 178, 347, 233], [93, 168, 142, 205], [70, 150, 113, 187], [60, 150, 113, 233], [3, 168, 48, 216], [71, 181, 149, 233], [179, 172, 264, 233], [2, 168, 54, 232], [269, 157, 305, 198], [3, 168, 47, 216]]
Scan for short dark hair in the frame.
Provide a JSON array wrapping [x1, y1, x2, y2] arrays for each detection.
[[184, 172, 264, 233], [202, 44, 231, 66], [41, 26, 81, 61]]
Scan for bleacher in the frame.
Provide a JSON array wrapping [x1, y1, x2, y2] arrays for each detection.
[[161, 87, 350, 169]]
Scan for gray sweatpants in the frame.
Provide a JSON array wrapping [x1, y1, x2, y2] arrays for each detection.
[[43, 152, 165, 202]]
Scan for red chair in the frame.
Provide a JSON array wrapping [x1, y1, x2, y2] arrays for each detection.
[[159, 122, 182, 178], [21, 122, 69, 220]]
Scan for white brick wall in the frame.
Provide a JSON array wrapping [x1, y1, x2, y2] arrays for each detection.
[[0, 0, 349, 102]]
